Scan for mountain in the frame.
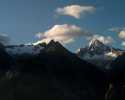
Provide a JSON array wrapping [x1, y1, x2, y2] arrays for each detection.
[[0, 43, 12, 70], [43, 40, 70, 54], [88, 39, 111, 53], [5, 43, 45, 56], [0, 40, 107, 100], [110, 52, 125, 83], [77, 39, 124, 70], [5, 40, 70, 56], [106, 53, 125, 100]]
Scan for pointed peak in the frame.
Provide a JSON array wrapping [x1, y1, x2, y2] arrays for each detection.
[[89, 39, 104, 47], [88, 39, 111, 53], [47, 40, 61, 48], [47, 40, 57, 46], [45, 40, 70, 54], [92, 39, 103, 44], [49, 40, 56, 44]]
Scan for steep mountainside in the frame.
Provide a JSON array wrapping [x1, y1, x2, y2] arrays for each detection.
[[106, 53, 125, 100], [0, 40, 107, 100]]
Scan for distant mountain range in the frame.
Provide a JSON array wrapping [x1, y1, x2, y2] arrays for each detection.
[[77, 39, 124, 70], [0, 40, 107, 100], [0, 40, 125, 100]]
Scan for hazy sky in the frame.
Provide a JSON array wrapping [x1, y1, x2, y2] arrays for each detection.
[[0, 0, 125, 51]]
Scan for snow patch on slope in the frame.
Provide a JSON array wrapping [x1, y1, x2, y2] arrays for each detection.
[[5, 44, 44, 55]]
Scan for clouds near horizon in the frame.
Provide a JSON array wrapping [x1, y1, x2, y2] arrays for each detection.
[[87, 34, 113, 45], [0, 33, 10, 45], [35, 4, 115, 47], [35, 24, 91, 45], [110, 27, 125, 39], [34, 24, 114, 47], [56, 5, 96, 19], [109, 27, 125, 47], [121, 41, 125, 47]]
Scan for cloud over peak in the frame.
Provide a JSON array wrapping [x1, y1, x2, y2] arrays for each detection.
[[109, 27, 125, 39], [0, 33, 10, 45], [119, 30, 125, 39], [56, 5, 96, 19], [87, 34, 113, 45], [121, 41, 125, 47], [35, 24, 90, 45]]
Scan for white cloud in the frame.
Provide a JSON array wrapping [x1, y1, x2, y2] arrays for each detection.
[[35, 24, 90, 45], [87, 34, 113, 45], [118, 30, 125, 39], [121, 41, 125, 47], [109, 27, 123, 33], [0, 33, 10, 45], [109, 27, 125, 39], [56, 5, 96, 19]]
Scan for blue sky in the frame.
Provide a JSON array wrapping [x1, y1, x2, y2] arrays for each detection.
[[0, 0, 125, 51]]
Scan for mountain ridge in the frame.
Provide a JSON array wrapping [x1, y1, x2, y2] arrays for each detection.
[[0, 40, 108, 100], [77, 39, 124, 70], [0, 39, 125, 99]]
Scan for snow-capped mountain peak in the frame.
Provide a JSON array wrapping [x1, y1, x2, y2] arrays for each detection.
[[88, 39, 110, 53], [89, 39, 104, 47], [77, 39, 124, 69]]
